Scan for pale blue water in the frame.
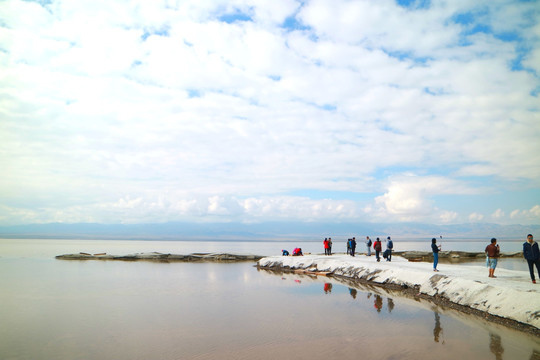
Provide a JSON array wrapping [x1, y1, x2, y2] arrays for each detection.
[[1, 239, 538, 360], [0, 238, 526, 269]]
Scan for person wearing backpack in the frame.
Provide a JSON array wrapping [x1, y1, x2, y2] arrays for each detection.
[[373, 238, 382, 262], [366, 236, 372, 256], [386, 236, 394, 262], [350, 237, 357, 257]]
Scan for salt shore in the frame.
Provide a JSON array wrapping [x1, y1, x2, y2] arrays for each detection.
[[258, 254, 540, 333]]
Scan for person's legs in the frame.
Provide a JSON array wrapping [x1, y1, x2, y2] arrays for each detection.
[[527, 259, 535, 281], [433, 253, 439, 270], [489, 259, 497, 278], [534, 260, 540, 281]]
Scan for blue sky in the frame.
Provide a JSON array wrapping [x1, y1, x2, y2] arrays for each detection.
[[0, 0, 539, 226]]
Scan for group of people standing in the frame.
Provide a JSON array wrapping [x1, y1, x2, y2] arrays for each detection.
[[323, 237, 333, 255], [369, 236, 393, 262], [324, 236, 394, 261], [316, 233, 540, 284], [431, 234, 540, 284]]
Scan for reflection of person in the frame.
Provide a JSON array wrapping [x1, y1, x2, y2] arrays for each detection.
[[374, 294, 383, 313], [324, 283, 332, 294], [374, 238, 382, 262], [387, 298, 394, 313], [350, 237, 357, 257], [523, 234, 540, 284], [489, 333, 504, 360], [485, 238, 500, 278], [433, 312, 442, 343], [432, 238, 441, 272], [349, 288, 357, 299], [366, 236, 372, 256]]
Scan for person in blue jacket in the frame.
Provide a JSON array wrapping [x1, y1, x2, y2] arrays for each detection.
[[431, 238, 441, 272], [385, 236, 393, 261], [523, 234, 540, 284]]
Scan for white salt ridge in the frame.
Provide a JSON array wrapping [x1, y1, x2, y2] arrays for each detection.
[[258, 254, 540, 329]]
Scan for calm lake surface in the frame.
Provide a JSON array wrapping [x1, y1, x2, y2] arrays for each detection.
[[1, 239, 538, 360]]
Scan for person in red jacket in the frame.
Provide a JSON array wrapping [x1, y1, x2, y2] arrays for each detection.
[[373, 238, 382, 262], [323, 238, 330, 255]]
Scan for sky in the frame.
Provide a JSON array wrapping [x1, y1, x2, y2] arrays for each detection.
[[1, 0, 539, 227]]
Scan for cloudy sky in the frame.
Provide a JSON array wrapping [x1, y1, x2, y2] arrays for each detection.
[[1, 0, 539, 227]]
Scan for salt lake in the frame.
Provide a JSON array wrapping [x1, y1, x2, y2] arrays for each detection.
[[1, 238, 538, 359]]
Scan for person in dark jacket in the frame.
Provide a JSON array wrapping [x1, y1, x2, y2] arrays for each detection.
[[350, 237, 357, 257], [386, 236, 393, 261], [431, 238, 441, 272], [328, 237, 333, 255], [523, 234, 540, 284]]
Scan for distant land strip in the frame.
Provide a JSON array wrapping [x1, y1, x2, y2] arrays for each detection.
[[55, 252, 265, 262]]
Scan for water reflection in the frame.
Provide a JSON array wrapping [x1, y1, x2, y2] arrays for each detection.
[[388, 298, 394, 313], [489, 333, 504, 360], [258, 268, 540, 360], [374, 294, 383, 313], [433, 311, 443, 344], [324, 283, 333, 293]]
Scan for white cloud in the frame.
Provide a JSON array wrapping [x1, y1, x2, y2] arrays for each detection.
[[468, 212, 484, 222], [0, 0, 539, 226], [370, 174, 477, 223], [439, 211, 458, 224], [509, 205, 540, 223], [491, 208, 505, 219]]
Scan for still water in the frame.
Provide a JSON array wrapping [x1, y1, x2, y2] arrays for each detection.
[[1, 239, 538, 360]]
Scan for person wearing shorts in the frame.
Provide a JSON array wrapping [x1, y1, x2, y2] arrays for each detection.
[[485, 238, 500, 278]]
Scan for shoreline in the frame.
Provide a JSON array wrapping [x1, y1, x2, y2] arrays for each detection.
[[55, 252, 265, 262], [258, 254, 540, 336]]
